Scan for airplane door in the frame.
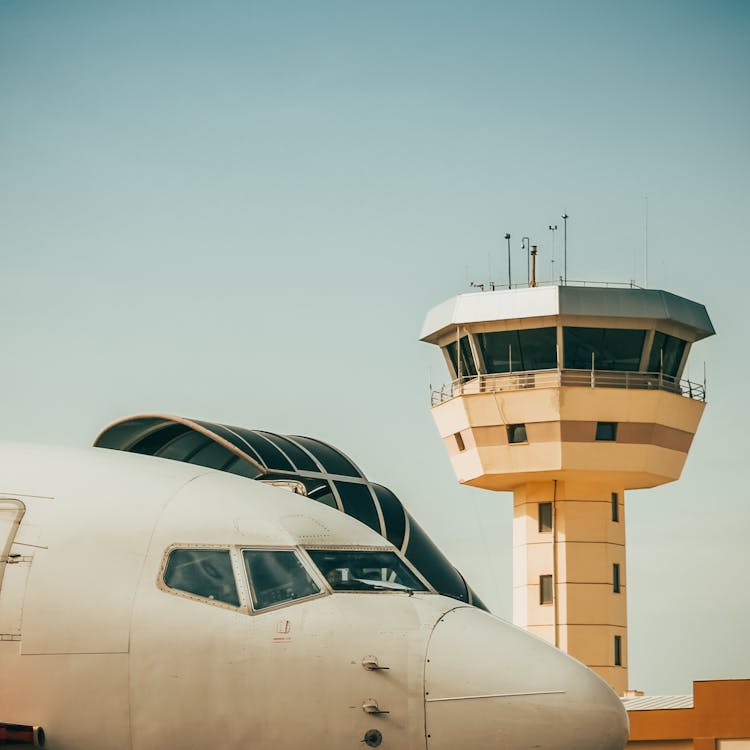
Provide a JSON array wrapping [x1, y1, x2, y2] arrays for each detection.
[[0, 499, 27, 640]]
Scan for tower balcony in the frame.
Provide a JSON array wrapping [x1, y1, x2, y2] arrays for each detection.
[[429, 368, 707, 491], [431, 368, 706, 406]]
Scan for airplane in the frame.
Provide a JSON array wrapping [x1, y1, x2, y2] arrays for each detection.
[[0, 414, 628, 749]]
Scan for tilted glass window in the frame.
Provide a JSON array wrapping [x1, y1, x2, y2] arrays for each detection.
[[563, 327, 646, 371], [478, 327, 557, 373], [164, 548, 240, 606], [187, 441, 238, 471], [445, 336, 477, 378], [224, 455, 265, 479], [307, 549, 428, 592], [156, 431, 212, 461], [289, 435, 362, 477], [334, 481, 381, 533], [243, 550, 321, 611], [647, 332, 686, 377], [304, 478, 339, 510], [371, 484, 406, 552], [404, 516, 470, 602]]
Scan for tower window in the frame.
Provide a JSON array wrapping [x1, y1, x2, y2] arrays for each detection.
[[613, 563, 621, 593], [563, 327, 646, 371], [614, 635, 622, 666], [596, 422, 617, 441], [507, 424, 528, 444], [445, 336, 477, 379], [477, 327, 557, 373], [539, 574, 553, 605], [454, 432, 466, 452], [538, 502, 552, 533], [611, 492, 619, 522], [647, 332, 687, 377]]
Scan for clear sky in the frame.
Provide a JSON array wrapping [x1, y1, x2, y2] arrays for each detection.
[[1, 0, 748, 694]]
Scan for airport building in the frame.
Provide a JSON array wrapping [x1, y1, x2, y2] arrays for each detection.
[[625, 679, 750, 749], [420, 282, 715, 696]]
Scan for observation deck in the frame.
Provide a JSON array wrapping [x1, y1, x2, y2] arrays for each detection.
[[431, 369, 706, 407], [421, 284, 714, 492]]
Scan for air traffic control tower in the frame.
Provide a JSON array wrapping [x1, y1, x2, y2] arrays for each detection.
[[421, 283, 714, 695]]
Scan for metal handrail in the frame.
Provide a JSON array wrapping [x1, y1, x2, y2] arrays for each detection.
[[430, 369, 706, 406], [468, 279, 643, 292]]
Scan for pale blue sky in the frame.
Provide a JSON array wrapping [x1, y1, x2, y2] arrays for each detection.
[[1, 0, 748, 694]]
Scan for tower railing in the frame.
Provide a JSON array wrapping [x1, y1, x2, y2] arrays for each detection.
[[430, 369, 706, 406]]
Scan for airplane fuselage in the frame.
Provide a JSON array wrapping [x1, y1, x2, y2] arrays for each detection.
[[0, 444, 627, 749]]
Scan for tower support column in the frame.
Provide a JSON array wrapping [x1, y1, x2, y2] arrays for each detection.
[[512, 481, 627, 695]]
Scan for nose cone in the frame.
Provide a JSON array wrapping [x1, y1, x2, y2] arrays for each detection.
[[425, 608, 628, 750]]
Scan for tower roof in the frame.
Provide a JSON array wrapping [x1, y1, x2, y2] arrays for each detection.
[[420, 285, 715, 343]]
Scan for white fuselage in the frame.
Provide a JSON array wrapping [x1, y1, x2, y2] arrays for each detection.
[[0, 444, 628, 749]]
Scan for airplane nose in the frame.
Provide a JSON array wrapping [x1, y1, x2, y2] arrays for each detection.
[[425, 607, 628, 750]]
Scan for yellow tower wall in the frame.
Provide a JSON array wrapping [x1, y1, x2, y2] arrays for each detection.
[[512, 481, 628, 695], [432, 384, 706, 695], [434, 386, 704, 490]]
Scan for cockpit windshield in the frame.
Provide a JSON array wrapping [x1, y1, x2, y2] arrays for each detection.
[[243, 549, 321, 610], [307, 549, 428, 592]]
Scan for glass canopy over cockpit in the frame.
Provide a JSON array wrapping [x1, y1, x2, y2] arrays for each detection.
[[95, 414, 486, 610]]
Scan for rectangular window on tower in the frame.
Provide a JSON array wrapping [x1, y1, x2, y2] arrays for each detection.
[[507, 424, 528, 444], [539, 574, 553, 605], [538, 502, 553, 533], [611, 492, 619, 522], [613, 563, 621, 593], [596, 422, 617, 441], [614, 635, 623, 666]]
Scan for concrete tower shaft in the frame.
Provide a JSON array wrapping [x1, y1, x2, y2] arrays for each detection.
[[421, 285, 714, 696]]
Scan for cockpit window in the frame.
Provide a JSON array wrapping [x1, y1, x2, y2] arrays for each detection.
[[243, 550, 321, 611], [307, 549, 428, 592], [164, 548, 240, 606]]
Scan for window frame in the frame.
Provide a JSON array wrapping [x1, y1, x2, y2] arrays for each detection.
[[539, 574, 553, 605], [611, 492, 620, 522], [538, 502, 553, 533], [562, 326, 647, 372], [159, 544, 332, 615], [445, 335, 478, 379], [647, 331, 688, 377], [158, 543, 249, 613], [302, 544, 435, 596], [613, 563, 621, 593], [159, 541, 440, 612], [507, 424, 528, 444], [614, 634, 623, 666], [241, 546, 326, 613], [477, 327, 558, 374]]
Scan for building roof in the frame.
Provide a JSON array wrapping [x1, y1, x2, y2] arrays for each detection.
[[420, 285, 715, 343], [622, 695, 694, 711]]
